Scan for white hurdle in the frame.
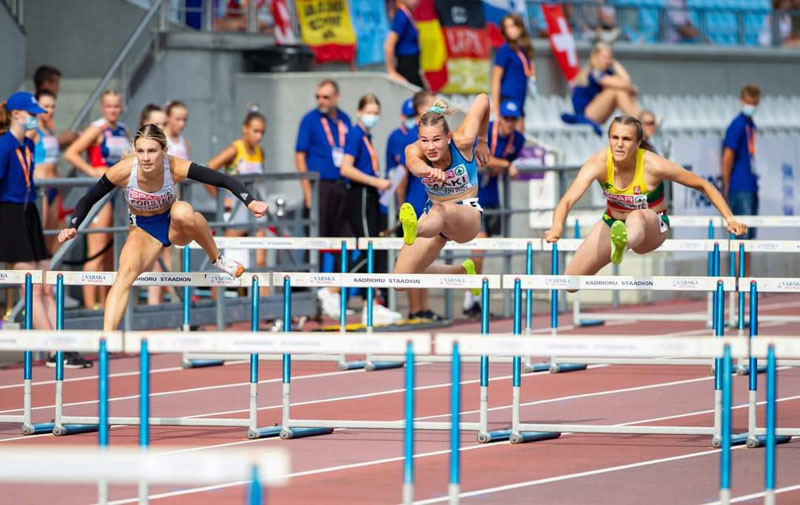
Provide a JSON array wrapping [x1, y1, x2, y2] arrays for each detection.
[[0, 446, 290, 505]]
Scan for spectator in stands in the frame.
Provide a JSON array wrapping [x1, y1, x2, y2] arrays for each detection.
[[139, 104, 167, 131], [491, 13, 536, 131], [295, 79, 353, 319], [64, 90, 130, 310], [639, 109, 670, 158], [0, 92, 91, 368], [722, 84, 761, 254], [665, 0, 702, 43], [464, 100, 524, 317], [29, 90, 64, 253], [338, 94, 403, 325], [564, 42, 640, 135], [389, 92, 443, 321], [580, 0, 621, 43], [385, 0, 427, 89], [165, 101, 191, 160], [214, 0, 272, 33], [759, 0, 800, 47]]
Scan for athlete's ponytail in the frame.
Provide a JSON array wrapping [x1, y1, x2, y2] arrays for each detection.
[[608, 115, 657, 154], [418, 99, 454, 134], [0, 101, 9, 134]]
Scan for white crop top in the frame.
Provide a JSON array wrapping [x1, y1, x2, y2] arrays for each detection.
[[124, 156, 178, 213]]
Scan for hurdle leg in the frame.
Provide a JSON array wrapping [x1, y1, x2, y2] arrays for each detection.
[[247, 276, 281, 439], [364, 242, 403, 372], [477, 280, 511, 443], [21, 274, 54, 434], [182, 247, 224, 369], [547, 244, 586, 374], [449, 342, 461, 505], [719, 344, 732, 505], [509, 280, 560, 444], [764, 345, 777, 505], [403, 341, 415, 505], [571, 220, 604, 328], [336, 241, 366, 371]]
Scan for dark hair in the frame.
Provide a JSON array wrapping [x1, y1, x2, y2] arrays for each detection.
[[317, 79, 340, 95], [0, 101, 10, 134], [33, 65, 61, 92], [166, 100, 187, 117], [357, 94, 381, 111], [134, 123, 168, 150], [501, 13, 534, 60], [139, 103, 163, 127], [418, 98, 453, 134], [243, 111, 266, 127], [608, 115, 657, 153], [36, 89, 56, 102], [741, 84, 761, 102]]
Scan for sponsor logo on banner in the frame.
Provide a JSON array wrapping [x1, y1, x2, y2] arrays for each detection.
[[439, 276, 468, 288], [776, 279, 800, 291], [621, 279, 654, 287], [386, 277, 422, 286], [754, 241, 780, 251], [543, 276, 572, 288], [80, 273, 113, 284], [584, 279, 619, 287], [0, 272, 10, 282], [672, 278, 700, 288], [309, 274, 338, 286], [137, 274, 192, 284], [204, 273, 239, 286], [353, 276, 389, 286]]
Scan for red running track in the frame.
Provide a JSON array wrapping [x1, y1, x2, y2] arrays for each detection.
[[0, 294, 799, 505]]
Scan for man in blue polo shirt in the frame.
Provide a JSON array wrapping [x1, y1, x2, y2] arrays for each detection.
[[464, 100, 525, 317], [295, 79, 353, 318], [721, 84, 760, 274]]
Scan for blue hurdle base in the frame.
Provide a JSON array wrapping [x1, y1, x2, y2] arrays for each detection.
[[576, 319, 605, 327], [550, 363, 589, 373], [510, 431, 562, 444], [247, 426, 283, 440], [365, 361, 405, 371], [183, 359, 225, 369], [523, 361, 552, 373], [280, 427, 335, 439], [746, 434, 793, 448], [477, 429, 512, 443], [53, 424, 99, 436], [711, 432, 749, 448], [21, 422, 55, 435], [337, 360, 367, 371], [735, 364, 768, 375]]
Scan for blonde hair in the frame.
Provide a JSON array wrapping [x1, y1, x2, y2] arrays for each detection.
[[0, 101, 9, 134], [572, 42, 612, 87], [418, 99, 454, 134], [100, 89, 121, 106], [133, 123, 168, 150]]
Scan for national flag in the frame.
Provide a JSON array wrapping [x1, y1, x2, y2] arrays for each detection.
[[295, 0, 356, 63], [436, 0, 490, 94], [541, 4, 579, 82], [415, 0, 449, 91]]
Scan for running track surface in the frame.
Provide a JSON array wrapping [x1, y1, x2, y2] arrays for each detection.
[[1, 295, 799, 505]]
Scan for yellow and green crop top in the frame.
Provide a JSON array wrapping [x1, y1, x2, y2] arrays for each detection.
[[601, 148, 664, 212]]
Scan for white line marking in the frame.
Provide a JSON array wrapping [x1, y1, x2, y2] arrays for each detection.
[[704, 483, 800, 504]]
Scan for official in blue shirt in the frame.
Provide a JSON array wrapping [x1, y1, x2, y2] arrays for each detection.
[[722, 84, 761, 243], [385, 0, 425, 88], [295, 79, 353, 316], [491, 13, 536, 130], [465, 100, 525, 316]]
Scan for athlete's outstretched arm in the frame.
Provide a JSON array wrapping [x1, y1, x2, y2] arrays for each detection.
[[654, 156, 746, 236], [404, 142, 445, 182], [171, 158, 268, 217], [456, 94, 491, 165], [545, 151, 605, 243], [59, 158, 133, 243]]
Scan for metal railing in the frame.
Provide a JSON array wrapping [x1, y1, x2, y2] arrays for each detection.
[[2, 0, 23, 26]]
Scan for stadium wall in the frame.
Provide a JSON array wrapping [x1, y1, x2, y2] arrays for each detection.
[[0, 5, 25, 99]]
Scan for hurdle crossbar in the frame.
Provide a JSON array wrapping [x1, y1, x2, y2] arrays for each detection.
[[355, 237, 543, 251], [183, 236, 357, 250]]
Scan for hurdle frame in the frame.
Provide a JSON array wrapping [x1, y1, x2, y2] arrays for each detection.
[[0, 270, 57, 435], [274, 272, 513, 443], [46, 271, 274, 437]]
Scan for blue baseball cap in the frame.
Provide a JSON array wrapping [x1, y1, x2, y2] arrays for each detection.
[[6, 91, 46, 115], [401, 98, 415, 117], [499, 100, 522, 118]]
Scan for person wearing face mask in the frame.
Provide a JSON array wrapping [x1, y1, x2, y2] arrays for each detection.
[[0, 92, 90, 367], [722, 84, 761, 274], [295, 79, 353, 319], [339, 94, 403, 325]]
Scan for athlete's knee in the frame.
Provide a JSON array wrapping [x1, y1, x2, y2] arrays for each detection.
[[626, 210, 648, 227], [170, 202, 196, 226]]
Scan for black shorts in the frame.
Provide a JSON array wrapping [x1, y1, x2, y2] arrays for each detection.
[[0, 202, 51, 263], [396, 54, 424, 88], [481, 204, 502, 236], [318, 180, 353, 238]]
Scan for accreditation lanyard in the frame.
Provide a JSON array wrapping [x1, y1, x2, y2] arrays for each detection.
[[491, 125, 514, 159], [515, 49, 531, 77], [14, 146, 32, 204], [746, 124, 756, 156], [362, 135, 379, 174], [320, 117, 346, 148], [399, 5, 417, 33]]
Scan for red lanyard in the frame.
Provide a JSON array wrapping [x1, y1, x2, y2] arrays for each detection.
[[320, 117, 346, 147], [746, 124, 756, 156], [362, 135, 379, 174], [491, 126, 514, 159], [399, 5, 417, 32], [14, 146, 32, 189], [515, 49, 531, 77]]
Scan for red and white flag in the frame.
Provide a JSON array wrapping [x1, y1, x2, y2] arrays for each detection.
[[541, 4, 579, 82], [272, 0, 296, 45]]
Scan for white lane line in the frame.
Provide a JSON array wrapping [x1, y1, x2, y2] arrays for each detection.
[[704, 483, 800, 504]]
